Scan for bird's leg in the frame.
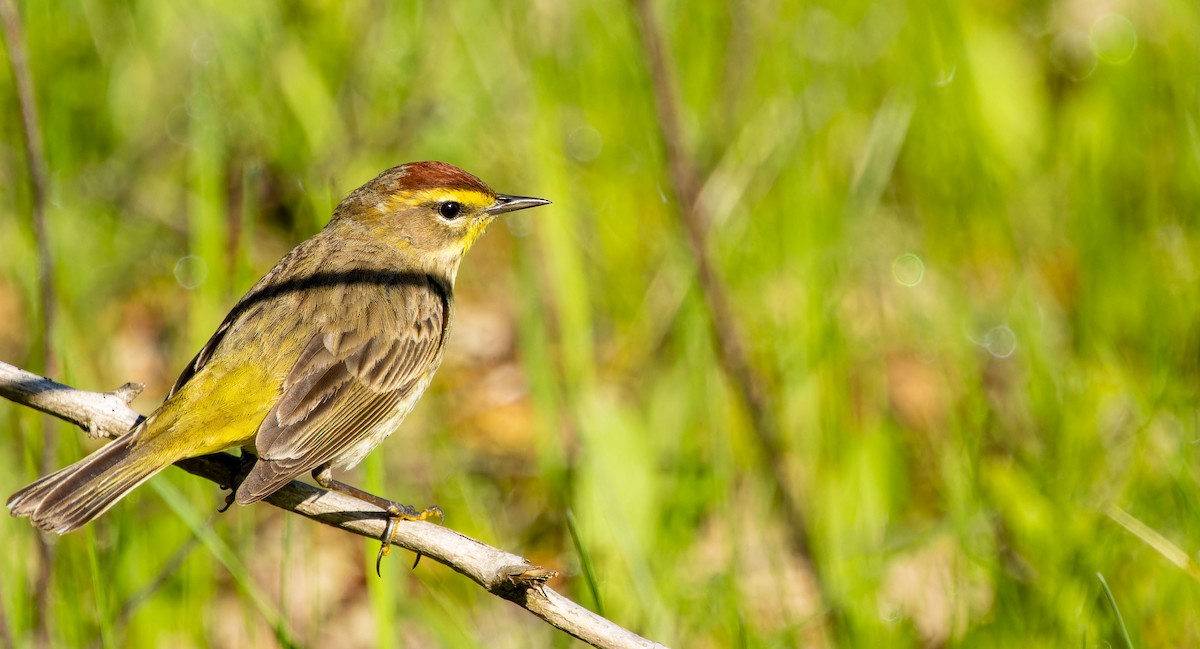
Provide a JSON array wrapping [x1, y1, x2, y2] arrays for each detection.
[[310, 464, 443, 576], [218, 448, 258, 513]]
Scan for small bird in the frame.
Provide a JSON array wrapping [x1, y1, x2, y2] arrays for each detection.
[[8, 161, 548, 566]]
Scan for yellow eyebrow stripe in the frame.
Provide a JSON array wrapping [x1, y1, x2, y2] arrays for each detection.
[[381, 189, 494, 211]]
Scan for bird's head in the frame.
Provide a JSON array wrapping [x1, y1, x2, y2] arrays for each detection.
[[332, 161, 549, 263]]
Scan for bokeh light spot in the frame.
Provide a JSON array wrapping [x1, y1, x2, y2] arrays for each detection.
[[1050, 29, 1097, 81], [566, 126, 603, 163], [892, 253, 925, 287], [1090, 14, 1137, 64], [983, 325, 1017, 358], [174, 255, 208, 290]]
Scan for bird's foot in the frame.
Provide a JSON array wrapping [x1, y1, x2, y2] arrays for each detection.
[[377, 503, 444, 576], [308, 465, 444, 576], [217, 451, 257, 513]]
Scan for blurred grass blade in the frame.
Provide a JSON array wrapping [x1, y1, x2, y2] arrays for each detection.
[[83, 526, 115, 649], [1096, 572, 1134, 649], [1106, 504, 1200, 583], [566, 508, 604, 617], [362, 452, 398, 643], [149, 480, 298, 647], [846, 89, 914, 219]]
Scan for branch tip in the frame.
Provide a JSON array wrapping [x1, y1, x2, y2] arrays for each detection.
[[110, 382, 145, 404], [508, 565, 558, 586]]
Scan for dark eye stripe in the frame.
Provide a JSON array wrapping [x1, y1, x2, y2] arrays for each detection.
[[438, 201, 463, 219]]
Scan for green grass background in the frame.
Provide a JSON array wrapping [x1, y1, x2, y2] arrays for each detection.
[[1, 0, 1198, 647]]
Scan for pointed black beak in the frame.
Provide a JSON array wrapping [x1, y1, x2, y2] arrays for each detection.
[[486, 193, 551, 215]]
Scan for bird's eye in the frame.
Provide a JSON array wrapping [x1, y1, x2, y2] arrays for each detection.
[[438, 201, 463, 220]]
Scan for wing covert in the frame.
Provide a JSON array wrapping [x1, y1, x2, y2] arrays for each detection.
[[236, 276, 449, 503]]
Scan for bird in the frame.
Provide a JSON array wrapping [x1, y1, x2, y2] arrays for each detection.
[[8, 161, 549, 567]]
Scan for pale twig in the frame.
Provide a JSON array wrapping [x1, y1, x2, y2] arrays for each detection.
[[0, 361, 668, 649]]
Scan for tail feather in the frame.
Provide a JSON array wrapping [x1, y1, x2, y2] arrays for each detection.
[[6, 432, 173, 534], [7, 463, 77, 518]]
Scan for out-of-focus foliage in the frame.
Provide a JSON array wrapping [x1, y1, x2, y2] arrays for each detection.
[[1, 0, 1198, 647]]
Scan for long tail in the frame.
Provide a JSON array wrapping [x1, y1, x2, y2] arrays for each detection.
[[7, 430, 174, 534]]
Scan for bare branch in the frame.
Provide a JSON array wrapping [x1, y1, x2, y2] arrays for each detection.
[[0, 360, 668, 649], [629, 0, 816, 561], [0, 2, 58, 645], [0, 364, 145, 437]]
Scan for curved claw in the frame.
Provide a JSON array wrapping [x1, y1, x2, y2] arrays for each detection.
[[376, 515, 400, 577], [373, 504, 444, 576]]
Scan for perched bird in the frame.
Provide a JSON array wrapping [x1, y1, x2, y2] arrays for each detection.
[[8, 161, 549, 566]]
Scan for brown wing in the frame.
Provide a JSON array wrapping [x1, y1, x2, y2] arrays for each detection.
[[235, 276, 448, 504]]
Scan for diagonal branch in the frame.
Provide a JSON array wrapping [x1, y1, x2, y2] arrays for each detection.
[[0, 360, 668, 649], [629, 0, 816, 562]]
